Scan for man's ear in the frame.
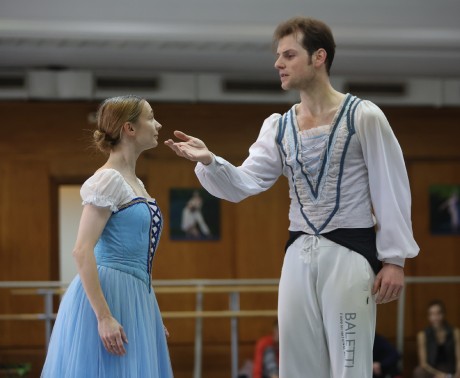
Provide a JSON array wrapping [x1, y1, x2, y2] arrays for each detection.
[[314, 48, 327, 68]]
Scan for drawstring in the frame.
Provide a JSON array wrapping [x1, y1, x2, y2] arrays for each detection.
[[299, 235, 320, 264]]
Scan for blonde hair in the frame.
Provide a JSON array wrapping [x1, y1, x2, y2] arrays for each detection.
[[93, 95, 145, 153]]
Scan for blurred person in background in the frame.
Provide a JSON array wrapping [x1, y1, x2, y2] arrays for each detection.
[[373, 333, 401, 378], [253, 321, 279, 378], [414, 300, 460, 378]]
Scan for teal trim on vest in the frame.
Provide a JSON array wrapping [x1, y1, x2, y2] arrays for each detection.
[[276, 95, 363, 234]]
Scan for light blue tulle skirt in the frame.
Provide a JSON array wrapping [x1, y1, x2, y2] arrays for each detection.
[[41, 266, 173, 377]]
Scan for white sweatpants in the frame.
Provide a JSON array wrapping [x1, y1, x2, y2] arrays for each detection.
[[278, 235, 376, 378]]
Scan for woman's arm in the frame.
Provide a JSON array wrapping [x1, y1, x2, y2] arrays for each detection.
[[72, 204, 128, 356]]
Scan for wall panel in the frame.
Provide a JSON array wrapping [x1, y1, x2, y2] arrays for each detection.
[[0, 101, 459, 376]]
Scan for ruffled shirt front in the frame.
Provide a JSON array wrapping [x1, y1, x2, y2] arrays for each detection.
[[195, 97, 419, 266]]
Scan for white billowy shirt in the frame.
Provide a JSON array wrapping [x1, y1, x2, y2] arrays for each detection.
[[195, 95, 419, 266]]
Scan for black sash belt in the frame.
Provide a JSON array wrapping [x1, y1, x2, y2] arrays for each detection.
[[286, 227, 382, 275]]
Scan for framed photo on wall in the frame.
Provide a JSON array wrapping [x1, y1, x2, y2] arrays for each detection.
[[429, 184, 460, 235], [169, 188, 220, 241]]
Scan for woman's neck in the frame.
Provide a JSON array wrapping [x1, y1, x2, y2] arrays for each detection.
[[104, 147, 139, 178]]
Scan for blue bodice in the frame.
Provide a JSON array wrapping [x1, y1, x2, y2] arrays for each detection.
[[94, 198, 163, 290]]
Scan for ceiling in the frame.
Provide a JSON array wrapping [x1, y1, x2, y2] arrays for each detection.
[[1, 0, 460, 79]]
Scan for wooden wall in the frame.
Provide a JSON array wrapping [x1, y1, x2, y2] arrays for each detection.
[[0, 101, 459, 377]]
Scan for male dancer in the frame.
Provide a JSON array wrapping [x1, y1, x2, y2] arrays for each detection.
[[166, 17, 419, 378]]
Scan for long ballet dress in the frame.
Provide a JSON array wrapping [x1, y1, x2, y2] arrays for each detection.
[[41, 169, 173, 377]]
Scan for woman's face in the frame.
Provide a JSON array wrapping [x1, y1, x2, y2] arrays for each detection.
[[133, 101, 162, 150], [428, 304, 444, 328]]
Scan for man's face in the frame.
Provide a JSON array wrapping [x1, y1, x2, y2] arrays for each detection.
[[274, 33, 314, 91]]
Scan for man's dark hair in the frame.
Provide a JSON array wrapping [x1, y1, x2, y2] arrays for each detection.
[[273, 17, 336, 75]]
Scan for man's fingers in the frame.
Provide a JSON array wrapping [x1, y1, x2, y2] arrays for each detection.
[[387, 287, 402, 303], [171, 144, 182, 155], [181, 147, 196, 160], [165, 138, 194, 158], [173, 130, 191, 141], [376, 284, 402, 304], [381, 292, 398, 304], [376, 288, 386, 304], [373, 264, 404, 304], [372, 274, 381, 295], [165, 142, 185, 157], [375, 278, 391, 304], [381, 289, 393, 304]]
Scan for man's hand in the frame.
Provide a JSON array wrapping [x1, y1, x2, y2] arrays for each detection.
[[165, 131, 213, 165], [372, 263, 404, 304]]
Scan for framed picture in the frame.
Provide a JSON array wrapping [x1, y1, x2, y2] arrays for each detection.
[[169, 188, 220, 241], [429, 185, 460, 235]]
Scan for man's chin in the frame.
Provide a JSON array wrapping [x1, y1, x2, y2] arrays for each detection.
[[281, 83, 290, 91]]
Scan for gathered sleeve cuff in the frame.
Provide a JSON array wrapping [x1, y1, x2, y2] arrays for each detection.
[[355, 101, 419, 267], [80, 169, 126, 212], [195, 113, 283, 203]]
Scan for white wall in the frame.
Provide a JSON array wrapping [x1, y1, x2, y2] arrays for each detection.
[[58, 185, 82, 284]]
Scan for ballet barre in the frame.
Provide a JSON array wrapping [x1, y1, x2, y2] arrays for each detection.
[[3, 277, 460, 376], [0, 314, 49, 320], [0, 279, 279, 378]]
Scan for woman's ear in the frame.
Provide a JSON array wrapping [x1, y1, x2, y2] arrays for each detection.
[[122, 122, 135, 136]]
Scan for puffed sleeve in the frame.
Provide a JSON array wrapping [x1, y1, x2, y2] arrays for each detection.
[[80, 169, 126, 212], [355, 101, 419, 267], [194, 113, 283, 203]]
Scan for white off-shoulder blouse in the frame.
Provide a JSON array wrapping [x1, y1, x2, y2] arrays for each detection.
[[80, 168, 148, 212]]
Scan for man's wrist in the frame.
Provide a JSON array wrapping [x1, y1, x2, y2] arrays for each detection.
[[201, 153, 214, 166], [383, 257, 405, 267]]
